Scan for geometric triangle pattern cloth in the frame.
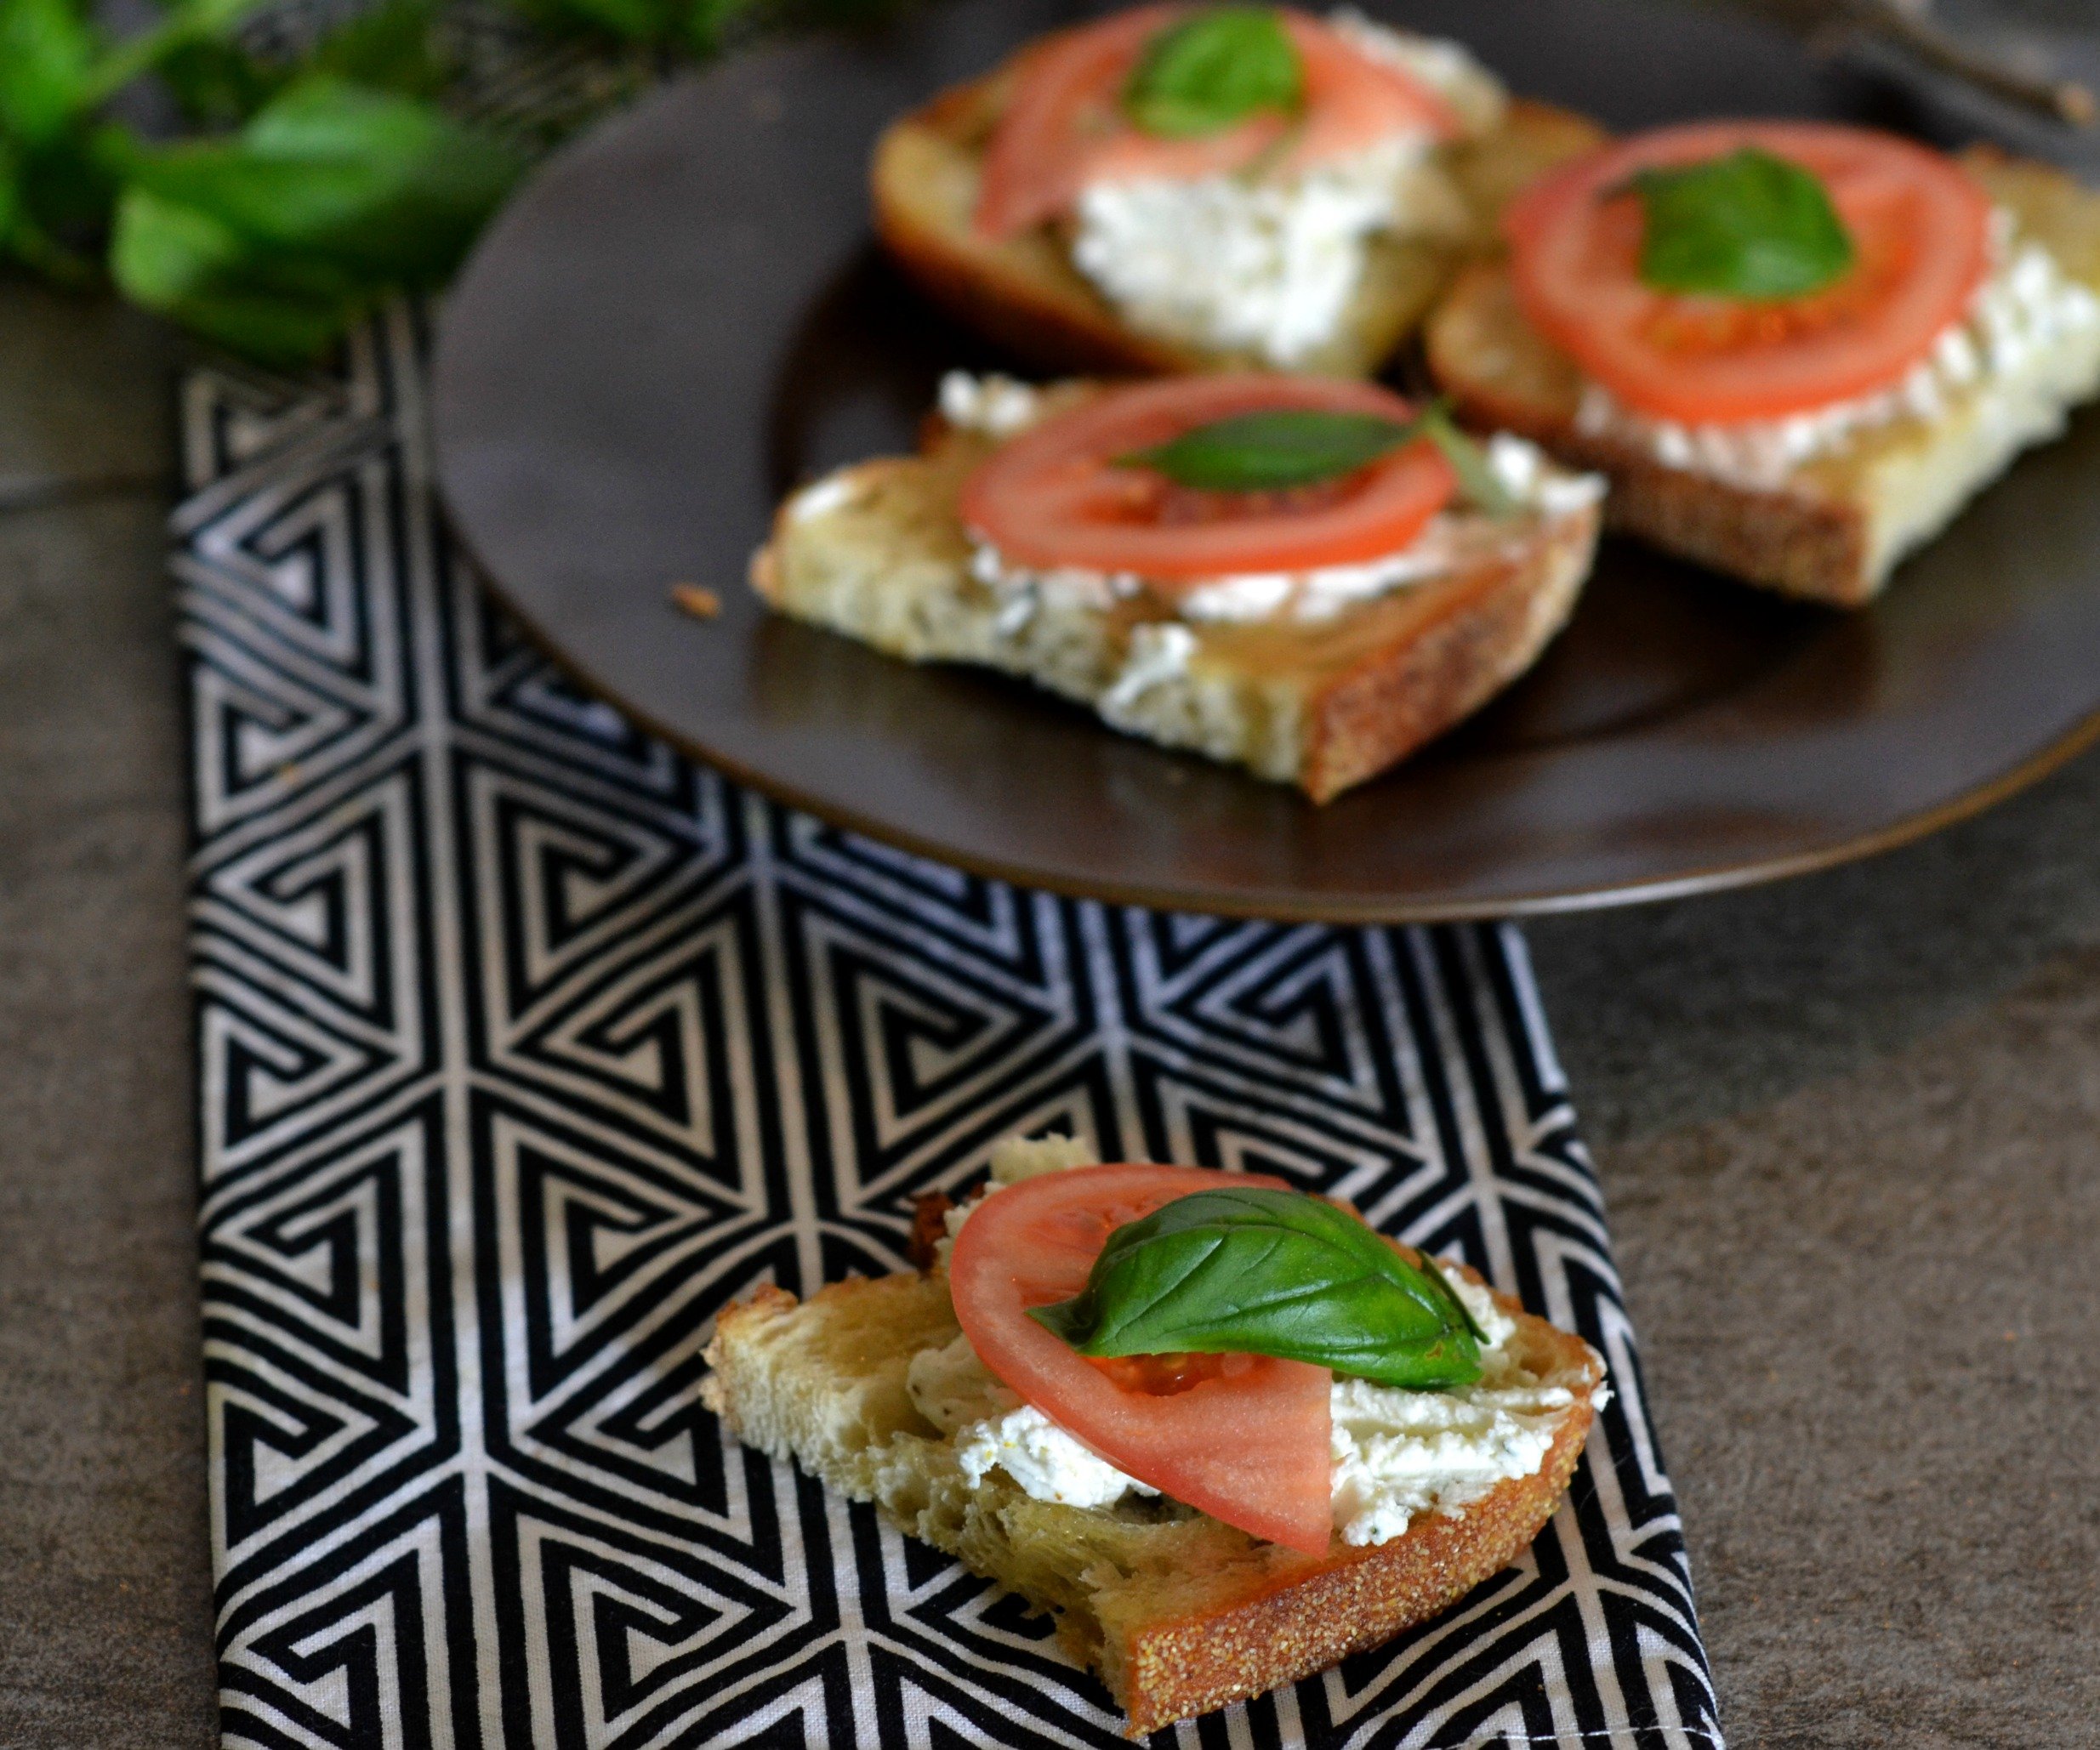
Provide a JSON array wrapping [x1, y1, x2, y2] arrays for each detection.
[[174, 309, 1723, 1749]]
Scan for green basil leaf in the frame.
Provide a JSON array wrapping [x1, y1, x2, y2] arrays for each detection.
[[1121, 401, 1517, 517], [80, 0, 276, 110], [1124, 6, 1301, 140], [111, 185, 362, 364], [1622, 146, 1855, 300], [1123, 408, 1411, 492], [0, 139, 25, 255], [304, 0, 450, 98], [515, 0, 715, 49], [111, 76, 524, 362], [1028, 1186, 1485, 1390], [153, 41, 285, 128], [122, 75, 523, 279], [0, 0, 100, 149]]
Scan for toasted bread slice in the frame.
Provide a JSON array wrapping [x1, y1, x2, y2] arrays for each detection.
[[701, 1231, 1601, 1736], [872, 35, 1605, 380], [1426, 147, 2100, 605], [749, 395, 1602, 801]]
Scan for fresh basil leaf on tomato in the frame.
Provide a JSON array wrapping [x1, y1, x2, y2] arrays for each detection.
[[1028, 1186, 1486, 1390], [1124, 7, 1302, 139], [1619, 145, 1855, 299], [1123, 408, 1408, 491], [1121, 401, 1517, 516]]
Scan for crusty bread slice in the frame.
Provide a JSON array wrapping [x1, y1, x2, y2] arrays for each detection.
[[872, 38, 1606, 380], [700, 1254, 1601, 1737], [750, 409, 1602, 801], [1426, 147, 2100, 606]]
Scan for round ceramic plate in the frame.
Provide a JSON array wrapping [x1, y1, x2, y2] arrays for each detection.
[[431, 0, 2100, 921]]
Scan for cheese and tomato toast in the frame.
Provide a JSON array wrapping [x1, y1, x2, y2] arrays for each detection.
[[701, 1139, 1605, 1736], [751, 371, 1602, 801], [874, 4, 1604, 378], [1428, 122, 2100, 605]]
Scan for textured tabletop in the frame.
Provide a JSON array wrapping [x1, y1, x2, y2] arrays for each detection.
[[2, 232, 2096, 1742]]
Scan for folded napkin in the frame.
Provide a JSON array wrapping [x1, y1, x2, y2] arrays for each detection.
[[174, 311, 1721, 1747]]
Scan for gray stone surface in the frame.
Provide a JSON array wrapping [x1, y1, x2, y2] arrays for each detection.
[[0, 287, 214, 1748], [1528, 763, 2100, 1748]]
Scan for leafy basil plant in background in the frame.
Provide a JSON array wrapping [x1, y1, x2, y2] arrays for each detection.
[[0, 0, 891, 365]]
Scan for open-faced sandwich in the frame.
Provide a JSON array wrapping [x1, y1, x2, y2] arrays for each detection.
[[874, 3, 1602, 377], [1428, 120, 2100, 605], [701, 1138, 1607, 1736], [749, 371, 1603, 800]]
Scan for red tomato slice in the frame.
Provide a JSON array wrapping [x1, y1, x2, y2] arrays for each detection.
[[957, 375, 1456, 587], [975, 5, 1463, 240], [948, 1162, 1335, 1554], [1503, 120, 1993, 424]]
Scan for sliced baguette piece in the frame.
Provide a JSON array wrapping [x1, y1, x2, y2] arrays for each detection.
[[700, 1247, 1602, 1737], [750, 395, 1602, 802], [872, 31, 1607, 381], [1426, 146, 2100, 606]]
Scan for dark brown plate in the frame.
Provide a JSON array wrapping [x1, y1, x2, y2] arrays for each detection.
[[431, 0, 2100, 921]]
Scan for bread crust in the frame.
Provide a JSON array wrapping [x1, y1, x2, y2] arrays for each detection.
[[870, 40, 1603, 379], [1298, 508, 1593, 798]]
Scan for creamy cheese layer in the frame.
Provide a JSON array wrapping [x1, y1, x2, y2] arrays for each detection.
[[1065, 14, 1504, 366], [1574, 209, 2100, 490], [1327, 1276, 1574, 1547], [912, 1143, 1604, 1544]]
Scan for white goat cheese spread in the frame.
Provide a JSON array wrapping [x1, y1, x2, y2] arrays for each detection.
[[938, 370, 1043, 439], [912, 1328, 1156, 1509], [1066, 15, 1503, 366], [1327, 1273, 1579, 1547], [959, 1396, 1164, 1509], [1574, 209, 2100, 490], [918, 1148, 1603, 1543]]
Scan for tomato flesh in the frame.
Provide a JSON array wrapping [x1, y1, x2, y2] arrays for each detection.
[[1503, 120, 1993, 424], [975, 5, 1462, 240], [958, 375, 1457, 587], [948, 1163, 1335, 1554]]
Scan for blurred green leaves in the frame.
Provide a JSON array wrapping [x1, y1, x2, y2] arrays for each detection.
[[0, 0, 98, 149], [0, 0, 887, 364], [111, 77, 525, 363]]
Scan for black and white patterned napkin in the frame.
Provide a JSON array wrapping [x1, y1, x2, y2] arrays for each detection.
[[174, 310, 1721, 1748]]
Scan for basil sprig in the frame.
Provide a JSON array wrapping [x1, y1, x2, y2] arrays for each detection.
[[1619, 146, 1855, 300], [1124, 7, 1303, 139], [1028, 1187, 1487, 1390], [1121, 403, 1517, 516]]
